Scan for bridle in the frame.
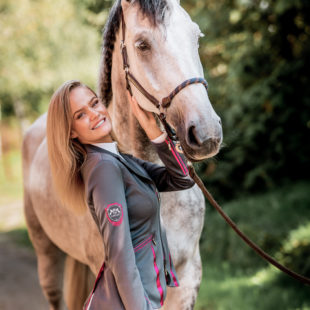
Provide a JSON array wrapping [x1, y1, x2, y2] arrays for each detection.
[[120, 11, 310, 285], [120, 12, 208, 140]]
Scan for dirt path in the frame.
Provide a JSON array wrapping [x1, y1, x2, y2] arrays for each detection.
[[0, 201, 48, 310], [0, 234, 48, 310]]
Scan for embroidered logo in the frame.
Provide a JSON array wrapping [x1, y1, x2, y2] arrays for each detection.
[[105, 203, 123, 226]]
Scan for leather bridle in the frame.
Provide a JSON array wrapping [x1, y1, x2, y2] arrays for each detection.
[[120, 12, 208, 140], [120, 11, 310, 285]]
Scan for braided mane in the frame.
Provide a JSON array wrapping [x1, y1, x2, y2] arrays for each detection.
[[98, 0, 169, 106]]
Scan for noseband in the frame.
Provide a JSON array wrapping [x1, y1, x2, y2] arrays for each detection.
[[119, 11, 310, 285], [120, 12, 208, 140]]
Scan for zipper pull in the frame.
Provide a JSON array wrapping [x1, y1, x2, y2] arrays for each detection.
[[152, 237, 157, 246]]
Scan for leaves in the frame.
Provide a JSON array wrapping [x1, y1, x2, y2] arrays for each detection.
[[0, 0, 100, 119]]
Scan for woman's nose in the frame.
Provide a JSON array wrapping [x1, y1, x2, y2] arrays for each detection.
[[89, 108, 99, 120]]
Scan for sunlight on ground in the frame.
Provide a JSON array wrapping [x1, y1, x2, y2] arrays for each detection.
[[0, 150, 24, 231]]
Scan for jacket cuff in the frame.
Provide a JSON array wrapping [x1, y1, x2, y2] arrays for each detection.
[[151, 136, 190, 177]]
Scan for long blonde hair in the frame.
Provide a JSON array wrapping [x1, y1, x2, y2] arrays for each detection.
[[46, 80, 127, 214]]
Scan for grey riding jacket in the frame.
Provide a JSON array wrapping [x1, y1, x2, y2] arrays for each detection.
[[82, 136, 195, 310]]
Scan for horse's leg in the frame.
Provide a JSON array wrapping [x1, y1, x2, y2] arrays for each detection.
[[24, 193, 65, 310], [163, 249, 202, 310]]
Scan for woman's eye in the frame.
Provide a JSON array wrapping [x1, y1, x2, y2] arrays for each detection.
[[91, 100, 99, 108], [77, 112, 85, 119]]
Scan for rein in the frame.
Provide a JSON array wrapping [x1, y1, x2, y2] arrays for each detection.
[[120, 12, 310, 285]]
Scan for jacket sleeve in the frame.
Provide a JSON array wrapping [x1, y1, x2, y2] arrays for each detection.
[[86, 159, 153, 310], [129, 136, 195, 192]]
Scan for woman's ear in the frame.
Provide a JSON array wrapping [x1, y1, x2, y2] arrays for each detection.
[[71, 129, 78, 139]]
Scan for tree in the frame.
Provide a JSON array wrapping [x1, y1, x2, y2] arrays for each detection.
[[185, 0, 310, 199], [0, 0, 101, 134]]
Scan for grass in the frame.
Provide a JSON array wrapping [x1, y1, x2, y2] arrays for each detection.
[[200, 181, 310, 271], [0, 227, 33, 249], [195, 262, 310, 310], [0, 149, 23, 205], [195, 181, 310, 310], [0, 149, 25, 232]]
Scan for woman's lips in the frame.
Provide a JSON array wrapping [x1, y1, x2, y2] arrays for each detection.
[[92, 116, 106, 130]]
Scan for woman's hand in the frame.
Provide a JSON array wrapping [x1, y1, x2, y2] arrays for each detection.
[[127, 91, 163, 140]]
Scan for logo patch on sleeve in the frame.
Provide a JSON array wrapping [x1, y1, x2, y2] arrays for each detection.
[[105, 203, 123, 226]]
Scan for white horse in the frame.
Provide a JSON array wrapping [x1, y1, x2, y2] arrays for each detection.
[[22, 0, 222, 309]]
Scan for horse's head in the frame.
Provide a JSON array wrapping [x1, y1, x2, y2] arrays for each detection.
[[120, 0, 222, 161]]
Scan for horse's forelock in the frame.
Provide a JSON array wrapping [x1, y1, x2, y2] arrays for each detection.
[[98, 0, 169, 106]]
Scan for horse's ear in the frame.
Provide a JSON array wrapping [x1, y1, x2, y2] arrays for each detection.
[[121, 0, 131, 12]]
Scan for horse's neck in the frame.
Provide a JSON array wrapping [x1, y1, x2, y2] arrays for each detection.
[[109, 32, 158, 162]]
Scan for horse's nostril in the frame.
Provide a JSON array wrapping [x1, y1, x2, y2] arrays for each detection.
[[188, 125, 202, 147], [219, 119, 222, 125]]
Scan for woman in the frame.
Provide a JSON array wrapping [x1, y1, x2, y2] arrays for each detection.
[[46, 80, 195, 310]]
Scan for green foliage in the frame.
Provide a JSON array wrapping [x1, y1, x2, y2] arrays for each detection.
[[276, 223, 310, 278], [195, 263, 310, 310], [186, 0, 310, 199], [0, 0, 101, 119], [200, 181, 310, 271], [0, 149, 23, 205], [197, 182, 310, 309], [1, 228, 33, 249]]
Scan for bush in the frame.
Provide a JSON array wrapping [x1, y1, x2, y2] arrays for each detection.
[[200, 181, 310, 272], [276, 223, 310, 278]]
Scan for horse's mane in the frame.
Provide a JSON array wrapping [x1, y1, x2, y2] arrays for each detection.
[[98, 0, 169, 106]]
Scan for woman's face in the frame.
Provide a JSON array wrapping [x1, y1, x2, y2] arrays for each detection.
[[70, 86, 113, 144]]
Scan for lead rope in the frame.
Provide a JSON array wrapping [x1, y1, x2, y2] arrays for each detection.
[[186, 163, 310, 285], [120, 10, 310, 285]]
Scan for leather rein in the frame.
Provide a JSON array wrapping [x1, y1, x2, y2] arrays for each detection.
[[120, 12, 310, 285]]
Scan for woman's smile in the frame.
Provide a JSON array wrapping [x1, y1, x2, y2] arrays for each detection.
[[92, 117, 107, 130]]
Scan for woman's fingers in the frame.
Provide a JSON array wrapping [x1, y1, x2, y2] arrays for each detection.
[[127, 91, 155, 123], [126, 91, 163, 140]]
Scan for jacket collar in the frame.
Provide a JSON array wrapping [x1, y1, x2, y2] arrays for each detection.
[[85, 144, 153, 183]]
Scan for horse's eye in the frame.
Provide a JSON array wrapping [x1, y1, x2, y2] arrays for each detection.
[[136, 40, 151, 52]]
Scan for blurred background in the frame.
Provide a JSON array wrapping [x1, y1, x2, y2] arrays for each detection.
[[0, 0, 309, 309]]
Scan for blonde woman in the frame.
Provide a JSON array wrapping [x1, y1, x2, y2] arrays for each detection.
[[47, 80, 194, 310]]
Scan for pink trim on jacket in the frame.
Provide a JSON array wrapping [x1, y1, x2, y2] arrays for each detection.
[[169, 254, 179, 287], [134, 235, 153, 252], [165, 138, 188, 176], [168, 137, 188, 175], [151, 245, 164, 306], [85, 263, 105, 309]]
